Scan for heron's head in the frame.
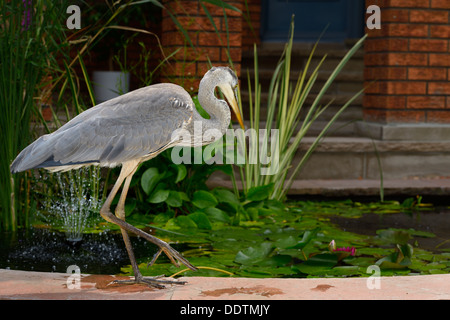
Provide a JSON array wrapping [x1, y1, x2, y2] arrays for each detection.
[[206, 66, 244, 129]]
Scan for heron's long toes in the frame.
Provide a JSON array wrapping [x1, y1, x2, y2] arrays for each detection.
[[148, 244, 197, 272], [112, 275, 186, 289]]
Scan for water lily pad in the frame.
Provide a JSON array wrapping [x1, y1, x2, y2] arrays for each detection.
[[235, 242, 273, 265], [294, 253, 338, 275]]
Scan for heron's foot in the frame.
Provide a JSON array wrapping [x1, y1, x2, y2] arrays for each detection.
[[148, 245, 197, 272], [112, 274, 187, 289]]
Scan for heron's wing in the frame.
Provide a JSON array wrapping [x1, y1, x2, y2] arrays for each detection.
[[10, 84, 194, 172]]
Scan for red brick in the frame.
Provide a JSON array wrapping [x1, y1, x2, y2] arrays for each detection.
[[407, 96, 446, 109], [430, 25, 450, 38], [173, 47, 202, 61], [390, 81, 427, 94], [198, 47, 221, 61], [162, 30, 197, 46], [164, 0, 200, 16], [386, 0, 430, 7], [388, 53, 428, 66], [427, 111, 450, 123], [365, 53, 387, 66], [409, 39, 448, 52], [410, 10, 448, 23], [408, 67, 447, 80], [198, 32, 223, 46], [364, 109, 426, 123], [385, 24, 429, 37], [365, 38, 409, 52], [429, 54, 450, 67], [365, 67, 407, 80], [218, 32, 242, 47], [381, 9, 410, 22], [431, 0, 450, 9], [363, 94, 406, 109], [429, 82, 450, 95], [226, 47, 242, 62], [365, 81, 427, 95], [165, 61, 196, 77], [202, 2, 242, 17]]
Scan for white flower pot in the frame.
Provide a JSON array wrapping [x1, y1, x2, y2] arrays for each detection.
[[92, 71, 130, 103]]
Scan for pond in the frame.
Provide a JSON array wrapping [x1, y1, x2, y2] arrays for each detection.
[[0, 199, 449, 278]]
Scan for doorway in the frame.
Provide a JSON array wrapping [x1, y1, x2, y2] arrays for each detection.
[[261, 0, 365, 42]]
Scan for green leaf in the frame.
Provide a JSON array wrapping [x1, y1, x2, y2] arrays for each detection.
[[176, 215, 198, 229], [148, 189, 169, 203], [295, 253, 338, 275], [192, 190, 218, 209], [141, 167, 161, 195], [213, 188, 240, 207], [246, 183, 274, 201], [188, 212, 212, 230], [174, 164, 187, 183], [287, 228, 320, 250], [376, 229, 411, 245], [275, 236, 298, 249], [235, 242, 273, 265], [203, 207, 231, 223], [165, 191, 183, 207]]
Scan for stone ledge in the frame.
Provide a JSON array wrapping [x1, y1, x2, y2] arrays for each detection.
[[0, 269, 448, 300], [207, 178, 450, 197], [356, 122, 450, 141]]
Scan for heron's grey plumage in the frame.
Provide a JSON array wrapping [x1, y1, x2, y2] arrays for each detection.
[[11, 67, 239, 174]]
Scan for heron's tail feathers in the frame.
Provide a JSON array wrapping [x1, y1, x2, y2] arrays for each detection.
[[10, 136, 52, 173]]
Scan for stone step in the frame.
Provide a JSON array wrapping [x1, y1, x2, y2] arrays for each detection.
[[207, 134, 450, 195]]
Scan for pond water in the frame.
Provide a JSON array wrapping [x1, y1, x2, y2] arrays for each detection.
[[0, 200, 449, 277], [0, 228, 153, 274], [329, 208, 450, 253]]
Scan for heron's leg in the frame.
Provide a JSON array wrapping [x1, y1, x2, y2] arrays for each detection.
[[113, 172, 187, 288], [99, 161, 196, 286], [114, 171, 141, 279]]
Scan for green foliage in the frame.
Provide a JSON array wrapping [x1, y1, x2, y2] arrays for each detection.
[[0, 0, 73, 231], [117, 198, 450, 279]]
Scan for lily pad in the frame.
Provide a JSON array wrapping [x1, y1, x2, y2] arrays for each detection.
[[235, 242, 273, 265]]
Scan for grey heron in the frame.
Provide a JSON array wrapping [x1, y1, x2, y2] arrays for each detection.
[[10, 66, 244, 288]]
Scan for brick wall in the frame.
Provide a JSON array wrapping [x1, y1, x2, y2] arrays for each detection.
[[242, 0, 261, 49], [364, 0, 450, 123], [161, 0, 243, 93]]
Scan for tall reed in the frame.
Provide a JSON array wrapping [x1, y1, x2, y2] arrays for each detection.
[[236, 20, 366, 201], [0, 1, 71, 231]]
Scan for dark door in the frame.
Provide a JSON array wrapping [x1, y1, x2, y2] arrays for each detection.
[[261, 0, 365, 42]]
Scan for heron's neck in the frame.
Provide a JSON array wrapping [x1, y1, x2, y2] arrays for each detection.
[[197, 84, 231, 135]]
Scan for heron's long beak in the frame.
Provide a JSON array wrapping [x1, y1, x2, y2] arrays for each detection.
[[221, 84, 245, 129]]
